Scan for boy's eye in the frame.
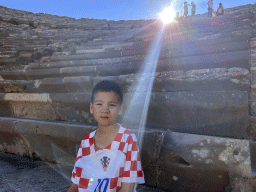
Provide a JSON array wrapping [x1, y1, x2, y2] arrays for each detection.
[[110, 104, 116, 106], [96, 103, 102, 105]]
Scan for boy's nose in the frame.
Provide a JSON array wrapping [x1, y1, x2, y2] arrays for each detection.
[[102, 105, 109, 111]]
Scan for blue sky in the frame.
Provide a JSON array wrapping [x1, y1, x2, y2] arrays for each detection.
[[0, 0, 255, 21]]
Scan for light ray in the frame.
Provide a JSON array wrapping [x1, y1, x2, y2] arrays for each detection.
[[122, 25, 165, 149]]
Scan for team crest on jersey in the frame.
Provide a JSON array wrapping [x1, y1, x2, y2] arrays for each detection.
[[100, 156, 110, 172]]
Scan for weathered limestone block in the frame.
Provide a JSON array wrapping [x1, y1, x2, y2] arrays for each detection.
[[247, 116, 256, 140], [250, 38, 256, 48], [14, 119, 96, 162], [232, 29, 251, 36], [0, 100, 12, 117], [38, 76, 93, 93], [154, 67, 250, 92], [75, 42, 133, 55], [130, 130, 164, 187], [157, 131, 252, 191], [50, 49, 122, 61], [250, 102, 256, 117], [0, 93, 93, 122], [0, 71, 25, 80], [33, 77, 64, 93], [0, 58, 16, 66], [117, 73, 160, 93], [10, 101, 57, 120], [4, 93, 58, 120], [0, 118, 30, 156], [0, 65, 96, 80], [194, 35, 249, 48], [49, 93, 94, 123], [250, 67, 256, 103], [25, 68, 61, 79], [25, 55, 144, 70], [167, 40, 249, 59], [1, 76, 93, 94], [2, 81, 27, 93], [0, 82, 4, 93], [121, 91, 248, 139], [8, 18, 30, 26], [157, 50, 250, 72], [96, 62, 140, 76], [251, 51, 256, 67], [60, 66, 95, 77]]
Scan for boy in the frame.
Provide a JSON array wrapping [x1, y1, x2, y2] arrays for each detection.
[[68, 80, 145, 192]]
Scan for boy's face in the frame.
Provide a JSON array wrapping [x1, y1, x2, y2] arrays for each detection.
[[90, 91, 122, 127]]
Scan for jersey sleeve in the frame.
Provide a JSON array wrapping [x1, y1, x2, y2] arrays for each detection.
[[71, 133, 91, 185], [71, 142, 83, 185], [121, 134, 145, 184]]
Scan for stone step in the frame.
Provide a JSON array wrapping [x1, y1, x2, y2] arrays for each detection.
[[0, 65, 96, 80], [96, 50, 250, 76], [0, 49, 250, 80], [0, 66, 249, 94], [0, 91, 248, 139], [47, 38, 249, 62], [75, 34, 249, 57], [124, 39, 250, 59], [25, 55, 144, 70], [0, 58, 17, 65], [24, 34, 250, 70]]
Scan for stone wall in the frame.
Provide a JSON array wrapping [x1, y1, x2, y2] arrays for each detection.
[[1, 4, 256, 191]]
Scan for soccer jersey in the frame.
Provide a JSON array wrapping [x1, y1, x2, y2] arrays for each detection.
[[71, 125, 145, 192]]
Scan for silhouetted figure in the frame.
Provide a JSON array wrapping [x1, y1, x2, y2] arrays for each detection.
[[207, 0, 213, 17], [190, 1, 196, 16], [107, 23, 111, 30], [216, 3, 224, 16], [183, 1, 188, 18]]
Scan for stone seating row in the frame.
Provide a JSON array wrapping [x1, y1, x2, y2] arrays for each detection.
[[0, 90, 248, 139], [0, 67, 249, 94], [22, 34, 249, 71], [0, 50, 250, 80]]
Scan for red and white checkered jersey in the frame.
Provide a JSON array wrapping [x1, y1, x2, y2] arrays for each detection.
[[71, 125, 145, 192]]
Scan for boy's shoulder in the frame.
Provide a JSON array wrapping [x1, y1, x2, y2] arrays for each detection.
[[81, 130, 96, 141], [121, 126, 134, 135], [119, 126, 138, 142]]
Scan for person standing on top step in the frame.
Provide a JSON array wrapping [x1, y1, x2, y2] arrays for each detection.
[[183, 1, 188, 18], [67, 80, 145, 192], [190, 1, 196, 16], [207, 0, 213, 17], [216, 3, 224, 16]]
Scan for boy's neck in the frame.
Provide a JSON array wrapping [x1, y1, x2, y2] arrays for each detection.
[[97, 123, 120, 135]]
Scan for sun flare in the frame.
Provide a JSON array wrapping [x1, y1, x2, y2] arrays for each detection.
[[159, 6, 176, 24]]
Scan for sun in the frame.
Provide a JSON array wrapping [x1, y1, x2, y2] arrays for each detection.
[[159, 6, 176, 24]]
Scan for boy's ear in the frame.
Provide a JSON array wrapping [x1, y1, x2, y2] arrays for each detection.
[[90, 102, 93, 114]]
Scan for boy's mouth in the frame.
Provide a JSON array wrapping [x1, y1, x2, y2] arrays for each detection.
[[100, 116, 109, 119]]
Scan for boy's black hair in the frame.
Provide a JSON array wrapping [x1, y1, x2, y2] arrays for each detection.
[[91, 80, 123, 104]]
